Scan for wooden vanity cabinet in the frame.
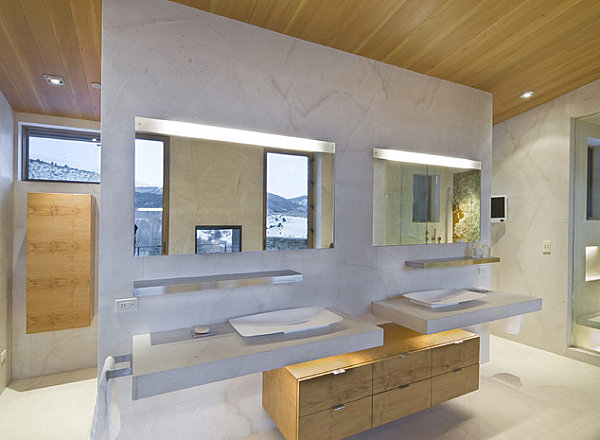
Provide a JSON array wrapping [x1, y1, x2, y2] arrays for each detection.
[[262, 323, 479, 440]]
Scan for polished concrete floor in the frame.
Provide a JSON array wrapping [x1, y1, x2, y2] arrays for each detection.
[[1, 336, 599, 440]]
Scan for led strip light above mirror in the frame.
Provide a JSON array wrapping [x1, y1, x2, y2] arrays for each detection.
[[373, 148, 481, 170], [136, 117, 335, 154]]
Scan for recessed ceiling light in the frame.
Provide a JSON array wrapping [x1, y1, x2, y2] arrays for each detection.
[[90, 82, 101, 89], [520, 90, 535, 99], [43, 74, 65, 86]]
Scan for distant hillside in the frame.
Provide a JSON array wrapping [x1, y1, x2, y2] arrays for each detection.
[[134, 186, 163, 208], [267, 193, 307, 215], [28, 159, 99, 182]]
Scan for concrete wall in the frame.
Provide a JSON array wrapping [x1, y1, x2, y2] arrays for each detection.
[[491, 77, 600, 366], [100, 1, 492, 438], [11, 113, 99, 379], [0, 91, 13, 393]]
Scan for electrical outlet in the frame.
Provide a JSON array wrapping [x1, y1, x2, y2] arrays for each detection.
[[543, 240, 552, 255], [115, 298, 138, 312], [0, 349, 7, 366]]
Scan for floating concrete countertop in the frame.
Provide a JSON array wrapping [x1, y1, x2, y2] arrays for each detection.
[[131, 309, 383, 399], [372, 290, 542, 334]]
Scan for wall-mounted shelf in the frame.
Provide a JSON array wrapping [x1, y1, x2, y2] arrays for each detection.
[[133, 270, 303, 297], [576, 312, 600, 330], [405, 256, 500, 269]]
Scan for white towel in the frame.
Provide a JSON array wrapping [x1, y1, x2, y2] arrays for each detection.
[[504, 315, 522, 335], [90, 356, 121, 440]]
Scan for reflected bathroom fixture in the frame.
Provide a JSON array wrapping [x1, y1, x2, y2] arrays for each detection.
[[134, 117, 335, 256], [373, 148, 481, 245]]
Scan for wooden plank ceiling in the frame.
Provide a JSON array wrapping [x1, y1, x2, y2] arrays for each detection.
[[172, 0, 600, 124], [1, 1, 600, 124], [0, 0, 101, 121]]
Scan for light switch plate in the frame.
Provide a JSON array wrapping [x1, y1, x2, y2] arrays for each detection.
[[543, 240, 552, 254], [115, 298, 138, 312]]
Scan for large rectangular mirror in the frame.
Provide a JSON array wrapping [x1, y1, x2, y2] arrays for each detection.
[[134, 117, 334, 256], [373, 148, 480, 245]]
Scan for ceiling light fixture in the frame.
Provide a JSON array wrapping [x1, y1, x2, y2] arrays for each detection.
[[520, 90, 535, 99], [43, 74, 65, 86]]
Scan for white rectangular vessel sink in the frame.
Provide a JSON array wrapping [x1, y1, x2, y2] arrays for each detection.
[[229, 306, 343, 337]]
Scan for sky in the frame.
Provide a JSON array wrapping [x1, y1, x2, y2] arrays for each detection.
[[266, 152, 308, 199], [135, 138, 164, 187], [29, 136, 100, 173]]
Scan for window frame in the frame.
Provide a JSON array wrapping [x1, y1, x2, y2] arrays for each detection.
[[134, 133, 170, 256], [263, 149, 315, 250], [22, 125, 101, 184]]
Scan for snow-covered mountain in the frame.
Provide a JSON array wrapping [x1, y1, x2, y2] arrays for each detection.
[[28, 159, 99, 182]]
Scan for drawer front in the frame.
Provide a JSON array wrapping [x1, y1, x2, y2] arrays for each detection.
[[298, 395, 372, 440], [372, 378, 431, 427], [431, 337, 479, 376], [299, 364, 372, 417], [431, 363, 479, 406], [372, 349, 431, 394]]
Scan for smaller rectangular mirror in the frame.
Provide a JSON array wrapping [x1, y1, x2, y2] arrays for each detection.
[[373, 148, 481, 245]]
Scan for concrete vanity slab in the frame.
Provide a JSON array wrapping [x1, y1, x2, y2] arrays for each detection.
[[372, 290, 541, 335], [131, 309, 383, 399]]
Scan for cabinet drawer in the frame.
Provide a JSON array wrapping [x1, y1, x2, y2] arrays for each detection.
[[372, 378, 431, 427], [298, 395, 372, 440], [432, 337, 479, 376], [431, 363, 479, 406], [299, 364, 372, 417], [373, 349, 431, 394]]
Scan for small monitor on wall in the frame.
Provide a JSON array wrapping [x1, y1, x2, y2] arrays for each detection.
[[491, 195, 507, 222]]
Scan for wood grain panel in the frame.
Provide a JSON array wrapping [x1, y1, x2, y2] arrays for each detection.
[[372, 349, 431, 394], [0, 0, 101, 120], [26, 193, 93, 334], [372, 378, 431, 428], [173, 0, 600, 124], [432, 338, 479, 376], [263, 368, 299, 440], [431, 364, 479, 406], [298, 395, 371, 440], [298, 364, 372, 417]]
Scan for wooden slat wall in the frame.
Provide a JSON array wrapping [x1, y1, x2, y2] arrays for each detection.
[[173, 0, 600, 124], [0, 0, 101, 121], [26, 193, 93, 334]]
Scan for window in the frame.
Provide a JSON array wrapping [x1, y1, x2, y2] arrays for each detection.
[[23, 126, 101, 183], [265, 151, 312, 250], [134, 135, 169, 256], [195, 226, 242, 254]]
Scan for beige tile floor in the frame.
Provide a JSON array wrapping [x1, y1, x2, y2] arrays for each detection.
[[1, 336, 599, 440], [0, 367, 97, 440]]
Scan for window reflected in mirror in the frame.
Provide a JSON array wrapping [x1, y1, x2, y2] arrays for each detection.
[[587, 138, 600, 220], [134, 117, 335, 256], [373, 148, 481, 245]]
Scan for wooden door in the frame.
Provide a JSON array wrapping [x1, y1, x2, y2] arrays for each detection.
[[27, 193, 93, 333]]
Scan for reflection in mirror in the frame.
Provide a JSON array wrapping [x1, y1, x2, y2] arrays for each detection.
[[587, 137, 600, 220], [134, 117, 334, 256], [373, 148, 481, 245]]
